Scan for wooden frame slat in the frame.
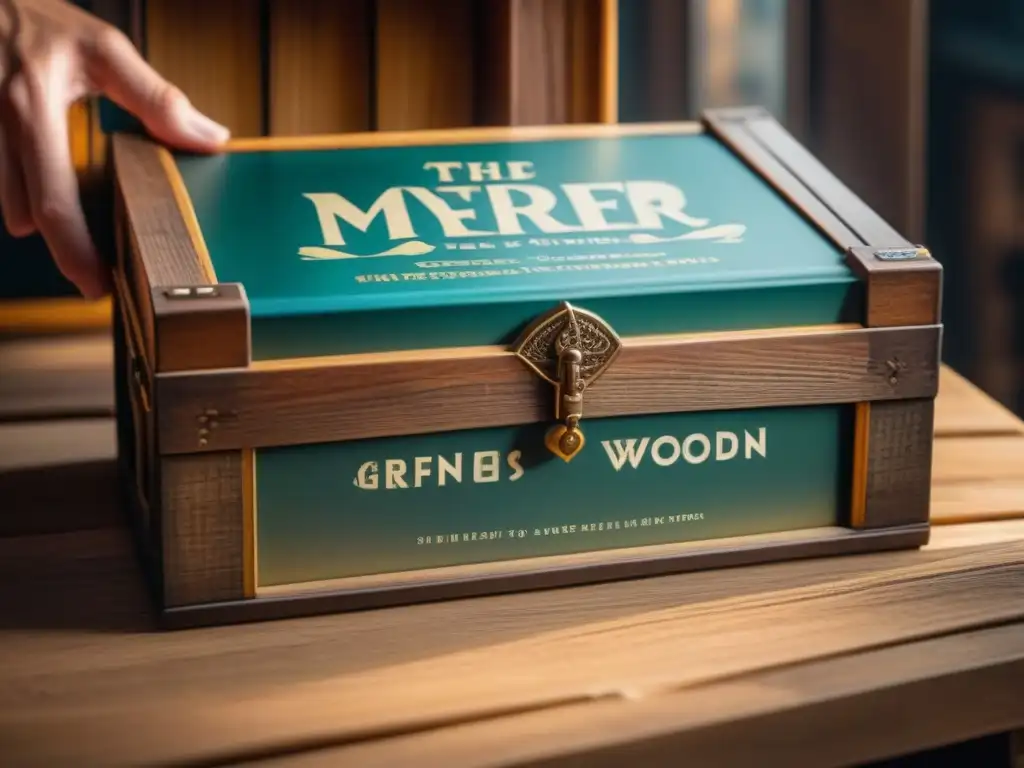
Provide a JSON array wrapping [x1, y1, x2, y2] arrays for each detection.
[[161, 451, 246, 607], [703, 108, 860, 248], [112, 135, 209, 287], [702, 107, 942, 536], [154, 324, 941, 455]]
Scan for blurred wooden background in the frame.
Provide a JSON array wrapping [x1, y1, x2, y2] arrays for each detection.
[[3, 0, 1023, 421]]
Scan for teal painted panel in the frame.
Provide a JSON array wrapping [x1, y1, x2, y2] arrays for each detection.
[[251, 281, 861, 359], [255, 404, 851, 588], [174, 131, 858, 357]]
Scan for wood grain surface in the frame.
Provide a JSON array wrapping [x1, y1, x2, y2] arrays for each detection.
[[375, 0, 476, 130], [155, 324, 940, 454], [2, 337, 1024, 767], [267, 0, 373, 135], [0, 334, 113, 421], [161, 451, 246, 607], [0, 526, 1021, 768], [112, 135, 208, 287]]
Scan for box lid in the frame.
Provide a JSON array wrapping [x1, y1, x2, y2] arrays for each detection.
[[171, 125, 859, 359]]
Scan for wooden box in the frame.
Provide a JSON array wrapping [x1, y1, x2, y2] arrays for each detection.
[[111, 106, 942, 629]]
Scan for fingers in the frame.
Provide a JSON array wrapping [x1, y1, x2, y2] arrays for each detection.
[[0, 118, 35, 237], [9, 69, 109, 299], [86, 27, 230, 153]]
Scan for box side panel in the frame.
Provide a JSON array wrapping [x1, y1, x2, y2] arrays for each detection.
[[253, 404, 852, 590], [161, 452, 246, 607], [852, 399, 934, 530]]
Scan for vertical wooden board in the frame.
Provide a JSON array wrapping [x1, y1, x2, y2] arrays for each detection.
[[375, 0, 476, 130], [476, 0, 566, 126], [145, 0, 264, 137], [267, 0, 372, 135], [566, 0, 604, 123], [813, 0, 929, 242], [161, 452, 245, 607], [856, 399, 935, 530]]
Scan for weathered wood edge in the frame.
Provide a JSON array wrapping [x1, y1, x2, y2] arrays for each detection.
[[702, 108, 860, 248], [160, 451, 246, 608], [154, 324, 941, 455], [111, 134, 209, 287], [113, 134, 252, 374], [703, 107, 940, 535], [702, 107, 944, 329], [853, 399, 935, 531], [160, 523, 930, 629]]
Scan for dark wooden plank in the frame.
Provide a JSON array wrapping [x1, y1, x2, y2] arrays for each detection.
[[154, 325, 941, 455], [702, 108, 861, 248], [1, 537, 1022, 767], [111, 134, 209, 287], [168, 526, 929, 630], [743, 110, 912, 248], [846, 245, 943, 328], [854, 399, 935, 530], [478, 0, 570, 126], [150, 283, 251, 372], [160, 451, 246, 607]]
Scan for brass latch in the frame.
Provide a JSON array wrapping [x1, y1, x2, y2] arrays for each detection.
[[512, 302, 622, 462]]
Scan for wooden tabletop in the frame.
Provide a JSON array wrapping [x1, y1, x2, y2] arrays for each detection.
[[2, 333, 1024, 768]]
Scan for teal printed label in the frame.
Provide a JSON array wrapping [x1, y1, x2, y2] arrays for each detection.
[[255, 405, 851, 588], [177, 133, 850, 321]]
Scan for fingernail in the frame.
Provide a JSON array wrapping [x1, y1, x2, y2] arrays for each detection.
[[185, 110, 231, 145]]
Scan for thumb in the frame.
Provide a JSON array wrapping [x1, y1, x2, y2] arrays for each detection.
[[87, 28, 230, 152]]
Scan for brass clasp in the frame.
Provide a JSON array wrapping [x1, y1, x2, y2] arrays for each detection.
[[512, 302, 621, 462]]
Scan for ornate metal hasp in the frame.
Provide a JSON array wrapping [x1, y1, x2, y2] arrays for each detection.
[[512, 302, 622, 462]]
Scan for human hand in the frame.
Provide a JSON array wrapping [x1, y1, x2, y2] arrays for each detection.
[[0, 0, 230, 299]]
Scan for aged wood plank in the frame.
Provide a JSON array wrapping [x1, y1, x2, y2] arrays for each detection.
[[935, 366, 1024, 437], [845, 245, 943, 328], [1, 537, 1022, 767], [0, 334, 113, 421], [111, 134, 208, 287], [155, 324, 941, 454], [703, 108, 860, 249], [478, 0, 569, 126], [742, 109, 912, 248], [853, 399, 934, 530], [257, 623, 1024, 768], [150, 284, 251, 372], [161, 452, 245, 607]]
